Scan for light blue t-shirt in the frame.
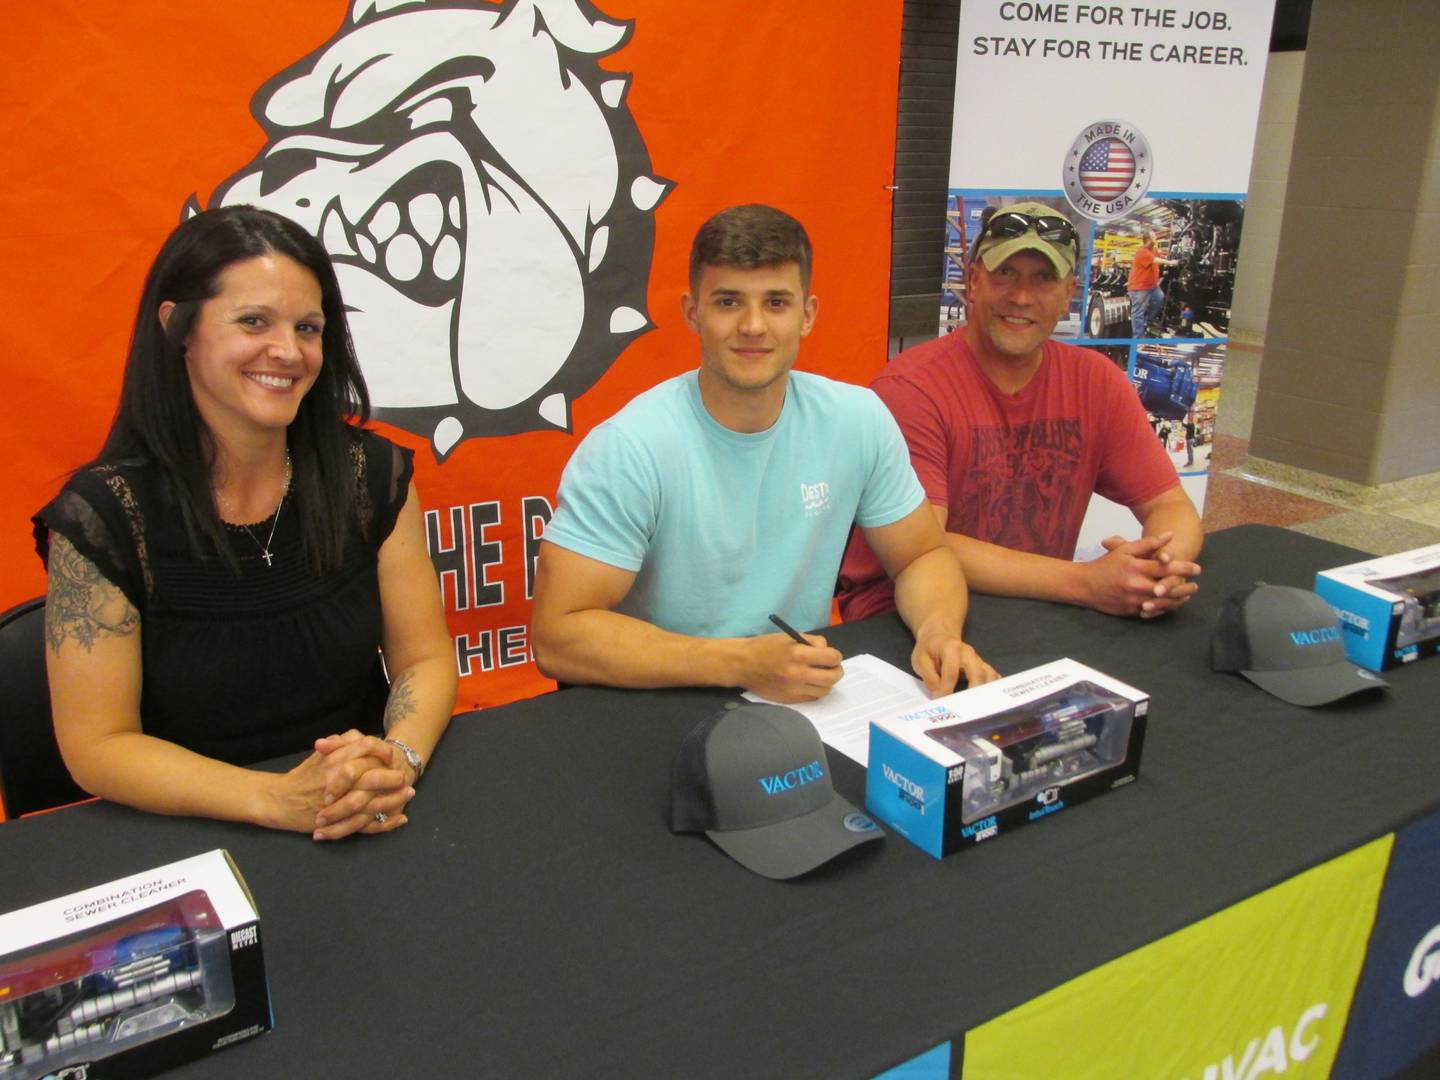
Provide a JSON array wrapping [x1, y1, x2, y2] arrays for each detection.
[[545, 370, 925, 637]]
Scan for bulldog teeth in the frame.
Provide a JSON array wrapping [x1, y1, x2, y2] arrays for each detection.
[[370, 200, 401, 242], [346, 188, 462, 287], [321, 205, 356, 257], [386, 233, 423, 281], [587, 225, 609, 272], [409, 193, 444, 245], [434, 235, 461, 281], [599, 77, 628, 109]]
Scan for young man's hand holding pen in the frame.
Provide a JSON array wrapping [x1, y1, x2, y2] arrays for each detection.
[[735, 613, 845, 703]]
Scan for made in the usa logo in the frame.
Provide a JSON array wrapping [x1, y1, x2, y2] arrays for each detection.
[[1062, 119, 1152, 222]]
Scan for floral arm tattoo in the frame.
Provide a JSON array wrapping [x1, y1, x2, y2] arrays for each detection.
[[383, 668, 418, 732], [45, 534, 140, 653]]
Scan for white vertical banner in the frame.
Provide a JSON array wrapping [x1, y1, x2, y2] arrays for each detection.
[[942, 0, 1276, 554]]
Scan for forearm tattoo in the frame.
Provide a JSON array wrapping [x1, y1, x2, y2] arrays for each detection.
[[45, 534, 140, 652], [383, 668, 418, 732]]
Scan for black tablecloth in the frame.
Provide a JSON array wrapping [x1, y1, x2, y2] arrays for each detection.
[[3, 526, 1437, 1078]]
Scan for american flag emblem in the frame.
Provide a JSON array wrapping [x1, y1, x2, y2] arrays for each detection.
[[1078, 138, 1136, 200], [1063, 120, 1151, 223]]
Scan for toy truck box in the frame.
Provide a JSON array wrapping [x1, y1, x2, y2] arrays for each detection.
[[1315, 543, 1440, 671], [0, 850, 270, 1079], [866, 659, 1147, 858]]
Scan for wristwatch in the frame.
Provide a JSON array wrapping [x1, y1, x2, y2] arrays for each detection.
[[385, 738, 425, 783]]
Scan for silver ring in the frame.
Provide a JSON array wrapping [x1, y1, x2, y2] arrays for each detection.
[[373, 811, 388, 824]]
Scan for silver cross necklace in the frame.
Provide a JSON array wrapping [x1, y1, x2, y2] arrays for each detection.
[[230, 452, 292, 567]]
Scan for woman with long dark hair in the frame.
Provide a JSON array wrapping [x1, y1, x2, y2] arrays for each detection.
[[34, 205, 456, 838]]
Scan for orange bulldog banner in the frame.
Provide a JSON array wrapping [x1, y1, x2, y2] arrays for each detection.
[[3, 1, 902, 709]]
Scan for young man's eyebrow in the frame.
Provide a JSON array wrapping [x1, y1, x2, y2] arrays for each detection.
[[706, 287, 797, 298]]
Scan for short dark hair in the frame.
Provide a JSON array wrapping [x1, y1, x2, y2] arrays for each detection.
[[96, 205, 371, 572], [689, 204, 813, 293]]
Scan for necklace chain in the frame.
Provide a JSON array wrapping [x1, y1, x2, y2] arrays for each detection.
[[225, 453, 292, 567]]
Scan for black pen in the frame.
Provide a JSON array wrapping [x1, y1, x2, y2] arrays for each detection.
[[769, 613, 810, 645]]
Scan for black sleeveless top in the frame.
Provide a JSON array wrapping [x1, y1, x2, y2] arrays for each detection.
[[33, 429, 413, 766]]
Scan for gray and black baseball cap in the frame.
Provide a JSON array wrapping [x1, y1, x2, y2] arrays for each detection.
[[671, 703, 883, 879], [1211, 583, 1388, 706]]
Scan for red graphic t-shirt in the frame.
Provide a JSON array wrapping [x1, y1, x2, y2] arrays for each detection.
[[837, 333, 1179, 621]]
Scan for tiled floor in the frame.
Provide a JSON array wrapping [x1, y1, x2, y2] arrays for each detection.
[[1201, 469, 1343, 533], [1201, 347, 1440, 555]]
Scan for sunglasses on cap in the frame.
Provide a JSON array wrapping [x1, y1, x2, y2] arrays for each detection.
[[970, 211, 1080, 262]]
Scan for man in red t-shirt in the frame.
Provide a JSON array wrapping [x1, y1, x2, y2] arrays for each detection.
[[839, 202, 1202, 622]]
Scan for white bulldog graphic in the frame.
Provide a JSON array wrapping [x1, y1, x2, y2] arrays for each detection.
[[194, 0, 670, 457]]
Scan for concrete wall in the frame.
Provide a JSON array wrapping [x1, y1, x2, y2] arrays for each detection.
[[1250, 0, 1440, 485], [1229, 51, 1305, 348]]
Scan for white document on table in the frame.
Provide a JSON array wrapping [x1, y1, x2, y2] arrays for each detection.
[[743, 653, 933, 766]]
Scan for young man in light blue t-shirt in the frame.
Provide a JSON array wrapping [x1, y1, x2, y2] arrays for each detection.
[[532, 205, 997, 703]]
